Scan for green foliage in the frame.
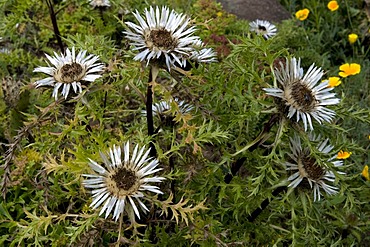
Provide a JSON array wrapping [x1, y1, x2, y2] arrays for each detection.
[[0, 0, 369, 246]]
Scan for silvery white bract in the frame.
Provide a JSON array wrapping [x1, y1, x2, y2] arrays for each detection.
[[82, 142, 165, 221], [263, 57, 340, 131], [285, 134, 344, 201], [124, 6, 216, 70], [33, 47, 104, 100], [249, 19, 277, 39], [89, 0, 110, 7]]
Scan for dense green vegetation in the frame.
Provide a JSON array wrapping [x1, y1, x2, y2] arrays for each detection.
[[0, 0, 369, 246]]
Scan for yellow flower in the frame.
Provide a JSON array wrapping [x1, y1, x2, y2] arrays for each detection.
[[295, 8, 310, 21], [337, 150, 352, 159], [327, 1, 339, 11], [216, 11, 223, 17], [348, 33, 358, 44], [362, 165, 369, 181], [338, 63, 361, 77], [327, 76, 341, 87]]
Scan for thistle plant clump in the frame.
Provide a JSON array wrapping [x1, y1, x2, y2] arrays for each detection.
[[0, 0, 369, 246]]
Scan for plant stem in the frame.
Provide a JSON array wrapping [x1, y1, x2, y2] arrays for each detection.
[[224, 158, 246, 184], [247, 186, 287, 222], [146, 67, 157, 157], [45, 0, 64, 52], [224, 114, 279, 184], [169, 155, 176, 202], [116, 213, 124, 247]]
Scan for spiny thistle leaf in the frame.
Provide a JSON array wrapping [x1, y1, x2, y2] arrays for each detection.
[[156, 194, 208, 226]]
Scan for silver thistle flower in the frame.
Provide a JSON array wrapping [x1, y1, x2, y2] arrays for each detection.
[[124, 6, 215, 70], [190, 47, 217, 63], [249, 19, 277, 39], [285, 134, 344, 201], [82, 142, 165, 221], [263, 57, 340, 131], [33, 47, 104, 100], [89, 0, 110, 7], [142, 98, 194, 117]]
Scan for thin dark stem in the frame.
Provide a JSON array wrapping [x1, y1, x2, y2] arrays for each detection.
[[224, 158, 246, 184], [224, 114, 279, 184], [247, 186, 287, 222], [146, 68, 156, 157], [46, 0, 64, 52]]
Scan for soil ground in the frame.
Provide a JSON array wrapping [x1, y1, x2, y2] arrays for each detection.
[[217, 0, 291, 22]]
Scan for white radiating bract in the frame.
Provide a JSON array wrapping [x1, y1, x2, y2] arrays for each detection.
[[285, 134, 344, 201], [83, 142, 165, 221], [249, 19, 277, 39], [124, 6, 216, 70], [263, 57, 340, 131], [33, 47, 104, 100]]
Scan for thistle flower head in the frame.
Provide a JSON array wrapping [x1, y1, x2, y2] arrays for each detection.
[[249, 19, 277, 39], [83, 142, 165, 221], [142, 98, 194, 127], [263, 57, 340, 131], [89, 0, 110, 7], [124, 6, 216, 70], [285, 134, 344, 201], [33, 47, 104, 100]]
